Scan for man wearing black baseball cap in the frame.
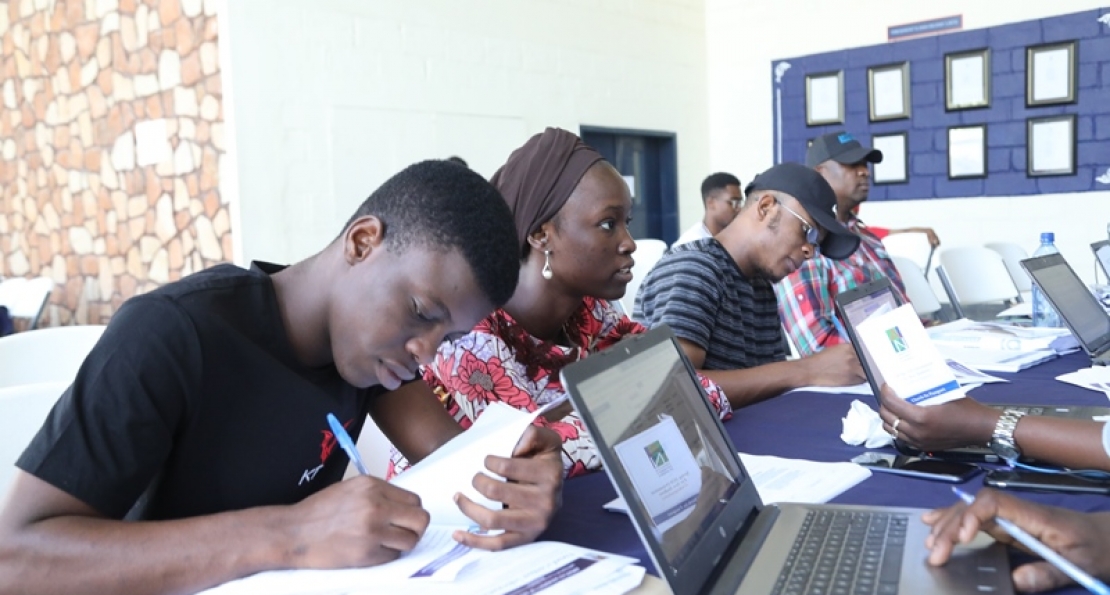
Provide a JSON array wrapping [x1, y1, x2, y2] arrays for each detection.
[[633, 162, 865, 409], [777, 131, 911, 357]]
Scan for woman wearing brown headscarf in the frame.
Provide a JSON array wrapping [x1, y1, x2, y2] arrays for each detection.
[[389, 128, 731, 479]]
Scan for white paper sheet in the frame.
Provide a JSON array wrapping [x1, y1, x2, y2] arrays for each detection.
[[606, 452, 871, 512], [1032, 47, 1070, 102], [871, 135, 905, 182], [872, 68, 905, 118], [808, 74, 841, 122], [856, 304, 965, 406], [949, 54, 985, 107], [390, 402, 539, 527], [1031, 118, 1073, 173], [948, 126, 985, 177]]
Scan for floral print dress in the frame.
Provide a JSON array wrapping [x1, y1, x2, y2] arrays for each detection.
[[387, 297, 732, 479]]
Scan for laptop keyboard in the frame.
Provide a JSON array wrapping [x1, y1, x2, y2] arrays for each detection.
[[771, 510, 908, 595]]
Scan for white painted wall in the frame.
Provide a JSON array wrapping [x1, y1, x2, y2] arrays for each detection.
[[705, 0, 1110, 283], [223, 0, 712, 264]]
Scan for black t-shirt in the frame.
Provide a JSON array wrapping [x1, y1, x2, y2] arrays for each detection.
[[17, 262, 384, 520]]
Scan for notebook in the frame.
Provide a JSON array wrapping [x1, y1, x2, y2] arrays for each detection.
[[1021, 252, 1110, 367], [835, 276, 1110, 463], [560, 325, 1011, 595]]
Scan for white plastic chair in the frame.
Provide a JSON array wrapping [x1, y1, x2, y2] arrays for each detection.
[[881, 233, 933, 273], [0, 381, 69, 499], [984, 242, 1032, 300], [0, 276, 55, 330], [0, 325, 107, 388], [890, 256, 942, 318], [938, 247, 1020, 308], [621, 238, 668, 314]]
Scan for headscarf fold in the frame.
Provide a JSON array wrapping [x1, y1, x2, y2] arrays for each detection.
[[490, 127, 605, 257]]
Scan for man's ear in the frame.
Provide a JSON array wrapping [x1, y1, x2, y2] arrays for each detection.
[[754, 193, 776, 222], [344, 215, 386, 264]]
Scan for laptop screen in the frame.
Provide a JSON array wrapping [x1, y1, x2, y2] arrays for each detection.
[[1023, 253, 1110, 354], [574, 336, 743, 569], [1094, 240, 1110, 281]]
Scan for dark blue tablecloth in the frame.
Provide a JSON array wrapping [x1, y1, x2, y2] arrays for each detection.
[[541, 352, 1109, 593]]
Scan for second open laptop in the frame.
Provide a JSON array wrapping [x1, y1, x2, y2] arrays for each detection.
[[560, 325, 1011, 595], [1022, 252, 1110, 366], [834, 276, 1110, 463]]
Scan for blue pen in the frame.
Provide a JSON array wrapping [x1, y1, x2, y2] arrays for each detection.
[[327, 413, 369, 476], [951, 487, 1110, 595]]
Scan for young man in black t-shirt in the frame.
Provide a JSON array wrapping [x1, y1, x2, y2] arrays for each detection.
[[0, 161, 564, 595]]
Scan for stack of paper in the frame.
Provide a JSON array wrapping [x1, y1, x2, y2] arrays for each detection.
[[198, 536, 645, 595], [1056, 367, 1110, 400], [605, 453, 872, 513], [935, 346, 1056, 374], [199, 402, 646, 595], [928, 319, 1079, 354]]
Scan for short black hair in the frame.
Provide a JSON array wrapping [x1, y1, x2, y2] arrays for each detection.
[[340, 160, 519, 307], [700, 172, 741, 201], [446, 156, 469, 168]]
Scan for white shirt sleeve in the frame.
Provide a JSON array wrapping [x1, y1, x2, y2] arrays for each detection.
[[1103, 422, 1110, 459]]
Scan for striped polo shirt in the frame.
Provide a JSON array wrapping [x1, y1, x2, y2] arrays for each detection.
[[632, 238, 786, 371]]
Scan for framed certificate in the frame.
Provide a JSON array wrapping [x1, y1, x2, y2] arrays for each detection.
[[1026, 41, 1077, 107], [806, 71, 844, 126], [947, 125, 987, 179], [1027, 115, 1076, 176], [945, 48, 990, 110], [868, 62, 911, 121], [871, 132, 908, 184]]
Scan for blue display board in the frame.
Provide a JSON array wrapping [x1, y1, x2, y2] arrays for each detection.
[[772, 9, 1110, 200]]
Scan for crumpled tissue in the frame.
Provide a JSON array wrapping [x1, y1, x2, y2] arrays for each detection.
[[841, 399, 893, 448]]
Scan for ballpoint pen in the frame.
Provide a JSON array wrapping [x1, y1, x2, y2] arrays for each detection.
[[327, 413, 369, 476], [832, 316, 851, 343], [951, 487, 1110, 595]]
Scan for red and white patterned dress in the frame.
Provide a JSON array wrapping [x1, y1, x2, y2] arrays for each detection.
[[387, 296, 732, 479]]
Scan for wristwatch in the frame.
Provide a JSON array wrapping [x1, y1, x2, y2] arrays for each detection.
[[988, 408, 1027, 463]]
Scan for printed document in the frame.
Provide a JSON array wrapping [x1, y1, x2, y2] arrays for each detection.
[[856, 304, 965, 406]]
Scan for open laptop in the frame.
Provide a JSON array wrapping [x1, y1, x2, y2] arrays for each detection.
[[1092, 240, 1110, 288], [835, 276, 1110, 462], [1022, 252, 1110, 366], [560, 325, 1011, 595]]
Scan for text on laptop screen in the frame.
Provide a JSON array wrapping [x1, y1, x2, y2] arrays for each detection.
[[575, 339, 743, 569], [1027, 260, 1110, 349], [840, 284, 900, 391]]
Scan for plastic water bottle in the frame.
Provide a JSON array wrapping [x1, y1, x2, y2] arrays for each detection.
[[1031, 232, 1061, 328]]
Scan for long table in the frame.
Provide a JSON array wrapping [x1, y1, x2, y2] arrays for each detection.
[[541, 352, 1110, 594]]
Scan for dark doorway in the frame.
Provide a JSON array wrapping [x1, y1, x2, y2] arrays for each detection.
[[580, 126, 679, 245]]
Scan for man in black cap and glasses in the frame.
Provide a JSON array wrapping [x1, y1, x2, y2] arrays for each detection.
[[633, 162, 866, 409], [776, 131, 914, 358]]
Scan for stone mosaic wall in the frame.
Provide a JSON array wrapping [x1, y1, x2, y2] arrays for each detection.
[[0, 0, 229, 326]]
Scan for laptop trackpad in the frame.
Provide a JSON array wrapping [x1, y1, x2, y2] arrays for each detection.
[[906, 533, 1012, 595]]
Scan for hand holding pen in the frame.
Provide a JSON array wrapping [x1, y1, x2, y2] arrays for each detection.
[[922, 487, 1110, 594]]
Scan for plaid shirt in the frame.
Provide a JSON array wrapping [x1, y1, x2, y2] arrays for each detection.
[[775, 217, 909, 356]]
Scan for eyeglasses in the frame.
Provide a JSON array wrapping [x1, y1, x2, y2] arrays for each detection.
[[721, 196, 742, 210], [774, 198, 819, 246]]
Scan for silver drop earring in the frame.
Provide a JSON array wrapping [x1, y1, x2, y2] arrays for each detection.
[[542, 249, 553, 280]]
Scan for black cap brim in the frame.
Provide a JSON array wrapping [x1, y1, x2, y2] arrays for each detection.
[[832, 146, 883, 165], [807, 208, 860, 260]]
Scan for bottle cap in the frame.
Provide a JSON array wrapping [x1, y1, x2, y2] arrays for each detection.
[[1040, 232, 1055, 243]]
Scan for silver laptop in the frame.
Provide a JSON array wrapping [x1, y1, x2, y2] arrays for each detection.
[[1022, 252, 1110, 366], [560, 325, 1011, 595], [835, 276, 1110, 463], [1093, 240, 1110, 286]]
